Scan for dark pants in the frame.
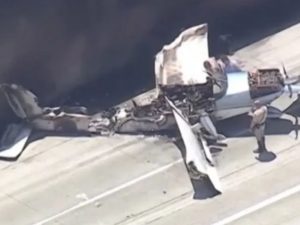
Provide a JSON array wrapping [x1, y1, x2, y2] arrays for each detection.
[[257, 137, 266, 153], [253, 124, 266, 153]]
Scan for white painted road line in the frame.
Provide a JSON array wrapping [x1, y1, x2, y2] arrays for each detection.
[[32, 159, 183, 225], [211, 183, 300, 225]]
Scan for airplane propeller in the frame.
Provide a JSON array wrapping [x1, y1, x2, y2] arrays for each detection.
[[282, 64, 300, 139], [282, 63, 293, 98]]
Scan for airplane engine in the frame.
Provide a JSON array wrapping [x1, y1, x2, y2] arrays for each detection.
[[248, 68, 284, 99]]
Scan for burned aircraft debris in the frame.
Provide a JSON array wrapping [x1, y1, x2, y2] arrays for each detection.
[[1, 23, 300, 194], [0, 23, 299, 154]]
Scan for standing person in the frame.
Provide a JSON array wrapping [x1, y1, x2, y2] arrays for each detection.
[[248, 100, 268, 153]]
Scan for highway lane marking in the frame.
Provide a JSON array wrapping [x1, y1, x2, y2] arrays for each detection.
[[211, 183, 300, 225], [32, 159, 183, 225], [33, 140, 300, 225]]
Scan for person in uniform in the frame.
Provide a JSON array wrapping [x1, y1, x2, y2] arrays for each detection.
[[248, 100, 268, 153]]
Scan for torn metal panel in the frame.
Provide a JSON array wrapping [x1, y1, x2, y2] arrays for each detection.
[[166, 97, 222, 193], [0, 124, 32, 159], [155, 24, 209, 87]]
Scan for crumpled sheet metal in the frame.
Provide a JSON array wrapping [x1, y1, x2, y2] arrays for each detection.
[[155, 24, 209, 87], [166, 97, 222, 193]]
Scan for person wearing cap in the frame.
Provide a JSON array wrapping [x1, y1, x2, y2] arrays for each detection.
[[248, 100, 268, 153]]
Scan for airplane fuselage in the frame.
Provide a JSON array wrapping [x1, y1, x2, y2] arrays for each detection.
[[214, 71, 284, 120]]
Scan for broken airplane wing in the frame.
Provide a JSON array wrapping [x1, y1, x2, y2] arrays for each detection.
[[155, 23, 209, 88], [166, 97, 222, 193]]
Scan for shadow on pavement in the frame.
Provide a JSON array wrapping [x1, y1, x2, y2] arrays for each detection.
[[191, 178, 221, 200], [174, 137, 221, 200], [255, 150, 277, 162], [217, 113, 297, 138]]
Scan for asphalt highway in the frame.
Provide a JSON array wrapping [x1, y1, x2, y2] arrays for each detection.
[[1, 19, 300, 225]]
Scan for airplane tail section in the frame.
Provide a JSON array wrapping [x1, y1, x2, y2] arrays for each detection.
[[0, 84, 43, 119], [0, 123, 32, 159], [165, 97, 222, 193]]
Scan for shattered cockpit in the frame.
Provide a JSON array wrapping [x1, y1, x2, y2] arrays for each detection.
[[248, 68, 284, 98]]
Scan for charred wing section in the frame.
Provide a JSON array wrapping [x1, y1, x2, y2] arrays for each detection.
[[88, 83, 215, 134], [1, 82, 215, 136]]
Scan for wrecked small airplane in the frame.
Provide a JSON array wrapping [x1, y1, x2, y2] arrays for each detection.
[[1, 23, 300, 193]]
